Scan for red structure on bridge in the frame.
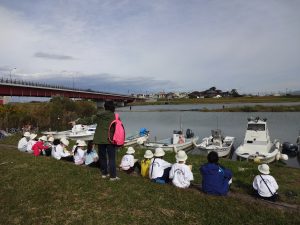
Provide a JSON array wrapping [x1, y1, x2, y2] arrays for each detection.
[[0, 79, 135, 105]]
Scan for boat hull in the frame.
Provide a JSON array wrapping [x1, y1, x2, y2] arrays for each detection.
[[235, 141, 280, 163], [144, 136, 199, 152], [196, 136, 235, 157]]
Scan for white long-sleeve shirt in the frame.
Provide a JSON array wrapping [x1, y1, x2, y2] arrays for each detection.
[[73, 148, 86, 165], [26, 140, 36, 153], [120, 154, 134, 170], [149, 158, 171, 179], [169, 163, 194, 188], [51, 144, 70, 160], [253, 174, 279, 197], [18, 137, 28, 152]]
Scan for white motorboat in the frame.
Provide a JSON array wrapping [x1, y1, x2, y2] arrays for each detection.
[[124, 128, 150, 146], [68, 126, 96, 141], [42, 130, 71, 140], [194, 129, 235, 157], [42, 124, 96, 140], [235, 117, 287, 163], [144, 129, 199, 152]]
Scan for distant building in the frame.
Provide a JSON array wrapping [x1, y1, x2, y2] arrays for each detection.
[[0, 96, 10, 105]]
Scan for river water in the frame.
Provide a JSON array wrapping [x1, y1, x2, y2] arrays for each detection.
[[117, 103, 300, 168]]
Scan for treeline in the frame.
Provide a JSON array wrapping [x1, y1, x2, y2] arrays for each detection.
[[0, 97, 97, 131]]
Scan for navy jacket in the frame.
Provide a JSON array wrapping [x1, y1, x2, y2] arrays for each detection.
[[200, 163, 232, 196]]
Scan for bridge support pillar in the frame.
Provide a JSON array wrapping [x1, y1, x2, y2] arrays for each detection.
[[96, 100, 105, 110], [116, 102, 125, 107]]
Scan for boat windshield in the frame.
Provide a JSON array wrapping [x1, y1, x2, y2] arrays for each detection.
[[247, 124, 265, 131]]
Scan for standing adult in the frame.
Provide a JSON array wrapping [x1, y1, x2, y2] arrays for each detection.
[[200, 151, 232, 196], [93, 101, 120, 181]]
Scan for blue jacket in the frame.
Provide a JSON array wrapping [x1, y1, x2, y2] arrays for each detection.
[[200, 163, 232, 196]]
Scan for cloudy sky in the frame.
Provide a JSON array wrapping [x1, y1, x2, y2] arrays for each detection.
[[0, 0, 299, 94]]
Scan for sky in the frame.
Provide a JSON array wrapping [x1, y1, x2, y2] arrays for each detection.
[[0, 0, 299, 95]]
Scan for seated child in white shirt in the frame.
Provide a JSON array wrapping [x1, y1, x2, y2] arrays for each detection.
[[253, 164, 279, 201], [120, 147, 141, 174], [149, 148, 172, 183], [169, 150, 194, 188], [73, 140, 87, 165]]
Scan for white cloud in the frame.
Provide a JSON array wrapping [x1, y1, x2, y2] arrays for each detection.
[[0, 0, 300, 94]]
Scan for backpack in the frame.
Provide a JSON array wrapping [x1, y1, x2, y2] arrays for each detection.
[[141, 159, 151, 177], [108, 113, 125, 146]]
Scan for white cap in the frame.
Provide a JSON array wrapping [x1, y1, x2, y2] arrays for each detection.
[[23, 132, 30, 137], [144, 150, 153, 159], [60, 138, 69, 146], [39, 136, 47, 142], [77, 140, 87, 147], [30, 133, 37, 140], [175, 150, 188, 162], [154, 147, 165, 157], [258, 164, 270, 175], [48, 136, 54, 142], [126, 147, 135, 154]]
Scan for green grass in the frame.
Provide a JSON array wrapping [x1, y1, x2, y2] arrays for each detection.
[[0, 137, 299, 225]]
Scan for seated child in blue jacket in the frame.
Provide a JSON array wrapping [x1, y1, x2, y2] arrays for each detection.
[[200, 151, 232, 196]]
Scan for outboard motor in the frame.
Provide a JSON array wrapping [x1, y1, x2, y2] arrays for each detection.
[[186, 129, 194, 139], [282, 142, 298, 157]]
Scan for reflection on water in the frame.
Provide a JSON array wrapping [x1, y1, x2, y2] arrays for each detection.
[[117, 105, 300, 168]]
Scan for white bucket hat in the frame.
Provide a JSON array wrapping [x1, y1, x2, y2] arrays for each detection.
[[23, 132, 31, 137], [30, 133, 37, 140], [258, 164, 270, 175], [144, 150, 154, 159], [77, 140, 87, 147], [126, 146, 135, 154], [76, 139, 81, 144], [39, 136, 47, 142], [48, 136, 54, 142], [60, 138, 69, 146], [154, 147, 165, 157], [176, 150, 188, 162]]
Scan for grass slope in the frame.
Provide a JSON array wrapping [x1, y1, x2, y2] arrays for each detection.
[[0, 140, 299, 225]]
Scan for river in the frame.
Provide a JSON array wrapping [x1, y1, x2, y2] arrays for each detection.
[[117, 104, 300, 168]]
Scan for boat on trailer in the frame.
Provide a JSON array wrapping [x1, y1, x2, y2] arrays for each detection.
[[144, 129, 199, 152], [194, 129, 235, 157], [235, 117, 287, 163]]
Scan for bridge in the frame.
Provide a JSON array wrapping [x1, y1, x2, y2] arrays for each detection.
[[0, 78, 136, 107]]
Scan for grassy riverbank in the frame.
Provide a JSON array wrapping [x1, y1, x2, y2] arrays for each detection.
[[0, 136, 299, 224], [130, 96, 300, 106]]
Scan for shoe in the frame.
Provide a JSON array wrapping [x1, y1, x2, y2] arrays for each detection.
[[109, 177, 121, 181], [101, 174, 109, 179]]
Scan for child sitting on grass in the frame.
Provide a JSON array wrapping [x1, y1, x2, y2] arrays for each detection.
[[141, 150, 154, 178], [120, 147, 141, 174], [85, 141, 99, 167], [253, 164, 279, 202], [149, 147, 172, 184], [169, 150, 194, 188], [73, 140, 87, 165]]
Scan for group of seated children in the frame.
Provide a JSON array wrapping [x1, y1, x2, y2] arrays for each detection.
[[120, 147, 279, 201], [18, 132, 279, 201], [17, 132, 99, 167]]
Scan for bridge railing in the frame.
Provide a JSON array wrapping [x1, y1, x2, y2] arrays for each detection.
[[0, 77, 134, 98]]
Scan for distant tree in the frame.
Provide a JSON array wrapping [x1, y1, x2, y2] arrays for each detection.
[[230, 89, 241, 97]]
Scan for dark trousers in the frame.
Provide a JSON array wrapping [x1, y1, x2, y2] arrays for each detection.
[[253, 189, 279, 202], [61, 156, 74, 162], [87, 161, 100, 168], [126, 162, 141, 174], [156, 167, 172, 183], [98, 144, 117, 178]]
